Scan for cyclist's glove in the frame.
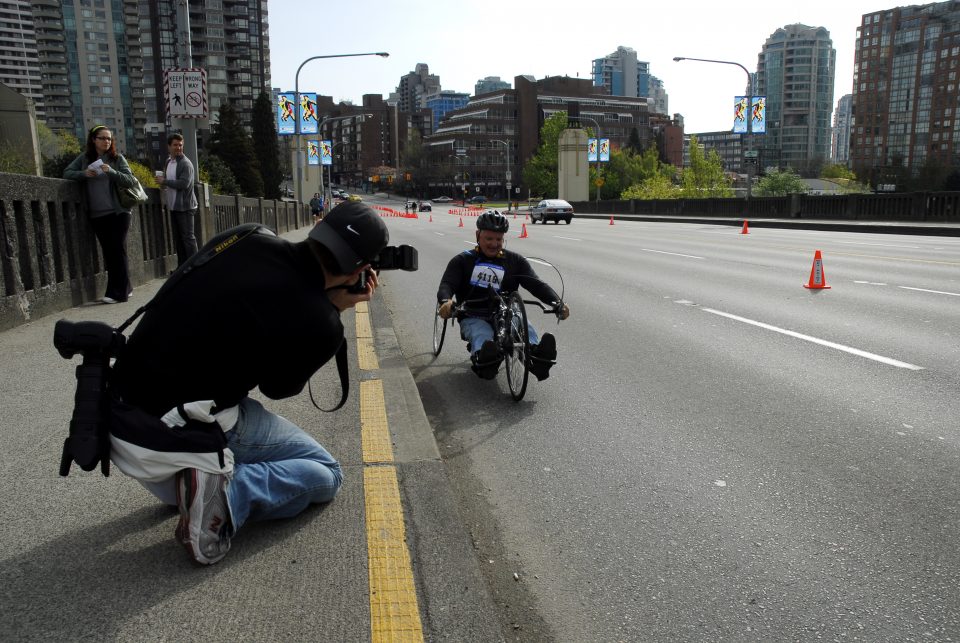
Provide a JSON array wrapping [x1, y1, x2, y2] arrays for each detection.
[[439, 299, 455, 319]]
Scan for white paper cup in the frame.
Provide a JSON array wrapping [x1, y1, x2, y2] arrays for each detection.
[[155, 171, 163, 179]]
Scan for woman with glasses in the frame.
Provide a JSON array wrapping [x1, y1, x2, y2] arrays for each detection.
[[64, 125, 138, 303]]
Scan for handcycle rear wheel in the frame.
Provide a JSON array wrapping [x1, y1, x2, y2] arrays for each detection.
[[432, 302, 447, 356], [503, 291, 530, 401]]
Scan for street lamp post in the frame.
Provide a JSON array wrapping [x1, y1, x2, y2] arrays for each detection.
[[294, 52, 388, 203], [577, 115, 602, 207], [673, 56, 753, 202]]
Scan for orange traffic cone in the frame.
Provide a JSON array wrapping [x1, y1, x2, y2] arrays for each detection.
[[513, 213, 517, 219], [519, 223, 528, 238], [428, 214, 433, 222], [525, 213, 529, 221], [458, 217, 463, 228], [803, 250, 831, 289], [741, 220, 749, 234], [609, 216, 615, 225]]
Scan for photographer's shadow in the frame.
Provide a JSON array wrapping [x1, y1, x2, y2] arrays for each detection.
[[0, 499, 329, 640]]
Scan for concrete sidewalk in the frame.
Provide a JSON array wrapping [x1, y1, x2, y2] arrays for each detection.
[[0, 227, 504, 641]]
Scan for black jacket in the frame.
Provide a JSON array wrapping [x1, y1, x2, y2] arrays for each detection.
[[114, 233, 343, 415], [437, 247, 560, 318]]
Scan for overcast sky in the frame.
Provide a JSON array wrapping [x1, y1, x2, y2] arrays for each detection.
[[267, 0, 887, 133]]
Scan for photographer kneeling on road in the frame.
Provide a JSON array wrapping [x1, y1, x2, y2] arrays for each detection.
[[111, 201, 388, 565]]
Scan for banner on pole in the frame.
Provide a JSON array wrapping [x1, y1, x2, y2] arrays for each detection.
[[587, 138, 598, 163], [299, 92, 319, 135], [320, 140, 332, 166], [277, 92, 296, 135], [599, 138, 610, 162], [307, 140, 320, 166], [751, 96, 766, 134]]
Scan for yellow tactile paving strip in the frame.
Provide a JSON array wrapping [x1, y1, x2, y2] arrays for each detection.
[[355, 302, 380, 371], [355, 305, 424, 642], [363, 466, 424, 642], [360, 379, 393, 465]]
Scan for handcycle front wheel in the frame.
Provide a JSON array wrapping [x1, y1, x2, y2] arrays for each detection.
[[432, 302, 448, 356], [503, 291, 530, 401]]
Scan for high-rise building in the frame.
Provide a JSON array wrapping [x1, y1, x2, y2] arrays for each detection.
[[425, 90, 468, 132], [475, 76, 510, 96], [755, 23, 835, 173], [33, 0, 71, 130], [592, 46, 669, 114], [832, 94, 852, 164], [0, 1, 43, 118], [396, 63, 440, 113], [850, 2, 960, 183]]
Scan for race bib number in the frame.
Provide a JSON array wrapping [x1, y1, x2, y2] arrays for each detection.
[[470, 261, 504, 291]]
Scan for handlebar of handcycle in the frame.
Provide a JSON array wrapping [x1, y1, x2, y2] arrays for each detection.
[[448, 292, 565, 320]]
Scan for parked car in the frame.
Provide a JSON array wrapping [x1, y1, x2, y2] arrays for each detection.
[[419, 202, 432, 212], [432, 196, 453, 203], [347, 194, 362, 202], [467, 195, 487, 204], [529, 199, 574, 224]]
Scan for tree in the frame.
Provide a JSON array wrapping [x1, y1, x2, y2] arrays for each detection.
[[820, 163, 857, 181], [626, 127, 643, 155], [754, 168, 808, 196], [522, 111, 569, 198], [200, 154, 240, 195], [38, 122, 81, 177], [0, 140, 35, 174], [621, 174, 680, 200], [252, 91, 283, 200], [680, 135, 733, 198], [207, 101, 263, 197]]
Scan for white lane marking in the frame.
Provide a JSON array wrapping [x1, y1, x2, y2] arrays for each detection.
[[641, 248, 704, 260], [899, 286, 960, 297], [837, 241, 921, 249], [554, 235, 582, 241], [433, 232, 446, 236], [701, 307, 924, 370], [853, 280, 888, 286]]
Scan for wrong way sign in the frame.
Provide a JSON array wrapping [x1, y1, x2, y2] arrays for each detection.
[[164, 68, 207, 118]]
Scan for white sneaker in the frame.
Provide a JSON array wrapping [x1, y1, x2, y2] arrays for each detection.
[[175, 469, 233, 565]]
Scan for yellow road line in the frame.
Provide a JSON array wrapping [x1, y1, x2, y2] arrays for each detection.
[[364, 466, 424, 642], [356, 302, 380, 371], [357, 327, 424, 641]]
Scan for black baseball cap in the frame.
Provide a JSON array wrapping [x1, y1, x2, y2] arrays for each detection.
[[308, 201, 389, 273]]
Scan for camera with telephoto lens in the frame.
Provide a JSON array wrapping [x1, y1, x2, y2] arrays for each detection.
[[348, 244, 419, 293], [54, 319, 126, 477]]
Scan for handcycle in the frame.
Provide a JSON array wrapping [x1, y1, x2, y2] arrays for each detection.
[[432, 263, 566, 401]]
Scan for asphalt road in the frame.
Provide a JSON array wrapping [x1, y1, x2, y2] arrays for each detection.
[[373, 197, 960, 642]]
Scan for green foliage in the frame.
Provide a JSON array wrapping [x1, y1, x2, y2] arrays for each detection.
[[128, 160, 159, 189], [679, 136, 733, 198], [201, 154, 240, 195], [252, 91, 283, 200], [522, 112, 569, 199], [37, 123, 81, 177], [820, 163, 857, 181], [208, 101, 264, 197], [621, 174, 680, 200], [626, 128, 643, 155], [754, 168, 809, 196], [0, 140, 36, 174]]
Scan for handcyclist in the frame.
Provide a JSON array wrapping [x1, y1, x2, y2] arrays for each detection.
[[437, 210, 570, 380]]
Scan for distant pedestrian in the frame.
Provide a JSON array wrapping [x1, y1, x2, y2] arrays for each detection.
[[157, 133, 199, 267]]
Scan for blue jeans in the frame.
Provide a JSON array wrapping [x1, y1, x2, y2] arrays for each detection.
[[459, 316, 540, 355], [224, 398, 343, 531]]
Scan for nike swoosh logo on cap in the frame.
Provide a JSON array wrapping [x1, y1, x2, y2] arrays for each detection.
[[346, 224, 360, 235]]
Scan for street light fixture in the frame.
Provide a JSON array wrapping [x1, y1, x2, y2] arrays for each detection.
[[294, 52, 389, 203], [576, 115, 602, 207], [673, 56, 754, 201]]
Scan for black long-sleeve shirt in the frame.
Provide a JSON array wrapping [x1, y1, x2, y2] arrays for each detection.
[[437, 248, 560, 318], [113, 233, 344, 415]]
